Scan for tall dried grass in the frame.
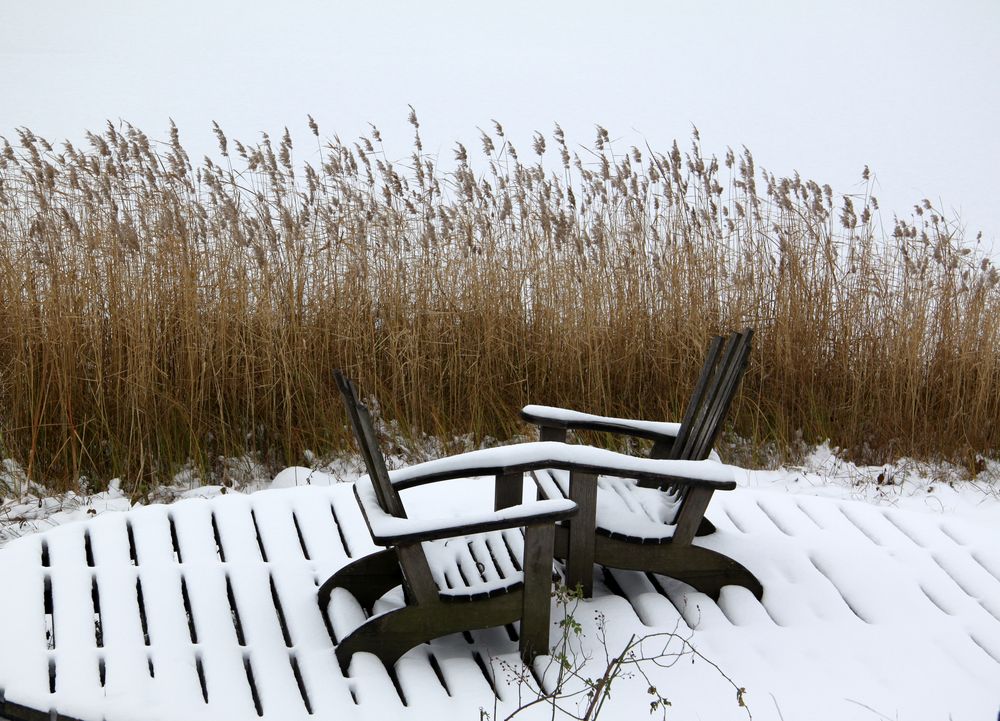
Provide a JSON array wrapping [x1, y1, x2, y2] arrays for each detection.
[[1, 114, 997, 491]]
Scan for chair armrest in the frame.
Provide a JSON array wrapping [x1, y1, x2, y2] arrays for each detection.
[[354, 475, 578, 545], [521, 404, 681, 444], [386, 441, 735, 491]]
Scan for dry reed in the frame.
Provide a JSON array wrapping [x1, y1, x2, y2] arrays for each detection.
[[1, 115, 997, 492]]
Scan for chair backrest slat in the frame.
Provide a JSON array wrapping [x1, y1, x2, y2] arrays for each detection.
[[334, 371, 407, 519], [660, 328, 751, 532], [692, 329, 753, 459], [669, 328, 752, 461], [663, 335, 724, 460], [673, 333, 740, 460]]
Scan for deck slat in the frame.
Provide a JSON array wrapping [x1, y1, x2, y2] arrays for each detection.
[[47, 528, 102, 703], [245, 495, 308, 566], [169, 500, 223, 565], [0, 540, 49, 713], [93, 567, 151, 697], [2, 483, 1000, 721], [211, 496, 262, 565], [223, 562, 310, 718], [181, 563, 254, 714], [286, 491, 354, 566], [129, 506, 176, 567], [135, 559, 204, 710]]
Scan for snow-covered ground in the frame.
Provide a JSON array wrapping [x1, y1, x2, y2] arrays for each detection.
[[4, 443, 997, 547], [0, 444, 998, 720]]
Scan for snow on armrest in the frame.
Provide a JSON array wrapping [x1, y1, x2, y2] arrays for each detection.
[[386, 441, 734, 491], [521, 404, 681, 442], [354, 474, 578, 545]]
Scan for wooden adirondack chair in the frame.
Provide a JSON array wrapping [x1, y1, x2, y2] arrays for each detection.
[[520, 329, 763, 600], [320, 371, 745, 671], [320, 371, 574, 672]]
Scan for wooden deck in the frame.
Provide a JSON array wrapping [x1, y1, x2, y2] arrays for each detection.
[[0, 479, 998, 721]]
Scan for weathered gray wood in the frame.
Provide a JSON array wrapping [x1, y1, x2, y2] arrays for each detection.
[[335, 371, 441, 603], [317, 548, 402, 612], [549, 524, 762, 601], [391, 456, 735, 494], [566, 471, 598, 598], [681, 330, 752, 461], [674, 338, 731, 459], [334, 371, 407, 518], [593, 534, 763, 600], [669, 334, 725, 460], [353, 485, 579, 546], [694, 332, 752, 459], [395, 544, 439, 606], [334, 592, 523, 672], [520, 330, 751, 465], [0, 699, 90, 721], [494, 471, 523, 511], [520, 523, 557, 659], [649, 438, 674, 459], [539, 425, 568, 443]]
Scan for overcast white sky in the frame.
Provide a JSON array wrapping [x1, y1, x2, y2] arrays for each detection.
[[2, 0, 998, 250]]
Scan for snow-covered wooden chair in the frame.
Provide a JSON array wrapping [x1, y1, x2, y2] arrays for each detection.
[[520, 329, 763, 599], [320, 371, 742, 672], [320, 372, 575, 672]]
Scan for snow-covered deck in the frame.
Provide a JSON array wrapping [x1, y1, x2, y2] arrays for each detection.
[[0, 475, 998, 721]]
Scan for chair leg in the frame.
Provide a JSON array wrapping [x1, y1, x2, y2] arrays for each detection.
[[519, 523, 556, 661], [566, 471, 597, 598], [551, 523, 571, 559], [318, 548, 403, 613]]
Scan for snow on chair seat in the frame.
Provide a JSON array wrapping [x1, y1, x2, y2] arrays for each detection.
[[424, 528, 528, 598], [534, 467, 686, 542]]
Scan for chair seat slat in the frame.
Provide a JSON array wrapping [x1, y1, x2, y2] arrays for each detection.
[[425, 530, 526, 598], [535, 469, 683, 541]]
